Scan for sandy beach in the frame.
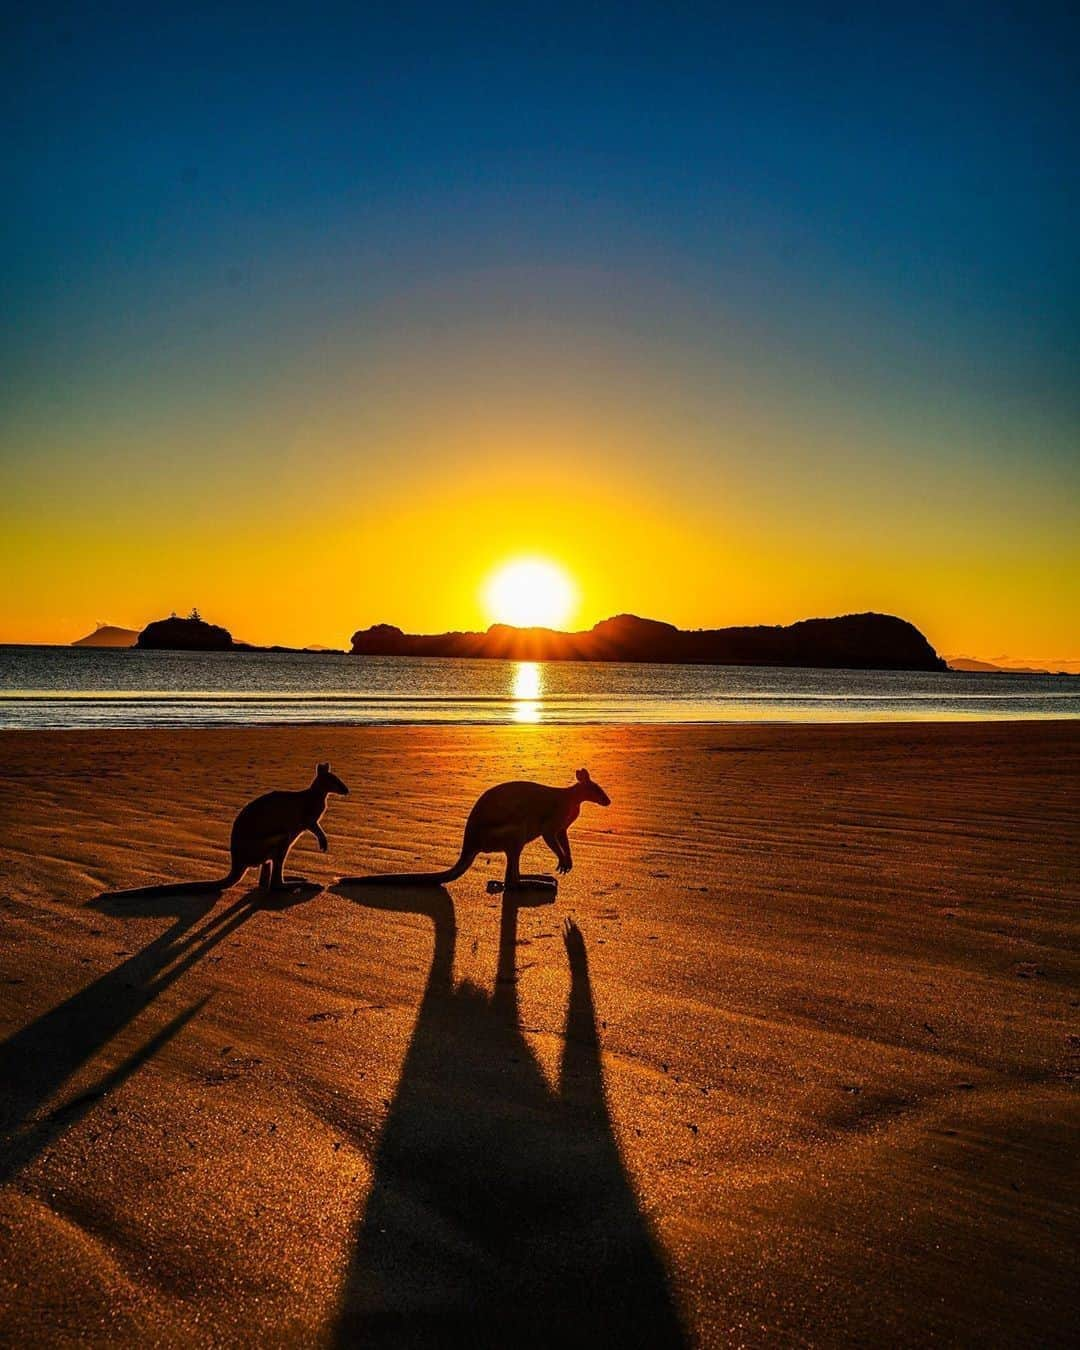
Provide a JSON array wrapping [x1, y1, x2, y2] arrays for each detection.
[[1, 722, 1077, 1346]]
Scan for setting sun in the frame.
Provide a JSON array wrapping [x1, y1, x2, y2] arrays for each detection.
[[483, 558, 577, 630]]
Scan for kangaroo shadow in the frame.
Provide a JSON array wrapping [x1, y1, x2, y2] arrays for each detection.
[[0, 879, 319, 1183], [331, 883, 686, 1347]]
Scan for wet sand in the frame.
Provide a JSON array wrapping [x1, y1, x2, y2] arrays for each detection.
[[1, 722, 1077, 1346]]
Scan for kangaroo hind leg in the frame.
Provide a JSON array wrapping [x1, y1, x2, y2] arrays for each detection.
[[268, 851, 288, 891], [488, 845, 557, 895], [485, 845, 523, 895]]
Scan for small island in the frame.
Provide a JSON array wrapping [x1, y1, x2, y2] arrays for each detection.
[[134, 610, 342, 655], [137, 612, 234, 651]]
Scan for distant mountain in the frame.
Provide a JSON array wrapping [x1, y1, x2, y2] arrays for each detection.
[[948, 657, 1010, 672], [947, 655, 1051, 674], [350, 612, 948, 671], [72, 624, 139, 648]]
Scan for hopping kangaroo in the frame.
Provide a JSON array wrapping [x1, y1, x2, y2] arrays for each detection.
[[340, 768, 610, 892]]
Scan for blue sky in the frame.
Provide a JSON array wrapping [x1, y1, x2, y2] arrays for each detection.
[[3, 2, 1078, 652]]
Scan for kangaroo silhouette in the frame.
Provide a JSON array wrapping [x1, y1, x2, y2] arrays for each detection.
[[339, 768, 610, 893], [229, 760, 349, 890], [104, 762, 350, 897]]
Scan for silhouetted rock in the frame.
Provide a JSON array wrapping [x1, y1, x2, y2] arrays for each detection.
[[349, 611, 947, 671], [137, 616, 234, 651], [134, 615, 344, 655], [72, 624, 139, 648]]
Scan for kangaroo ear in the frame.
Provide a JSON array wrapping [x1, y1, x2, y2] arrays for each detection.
[[576, 768, 590, 783], [318, 761, 329, 773]]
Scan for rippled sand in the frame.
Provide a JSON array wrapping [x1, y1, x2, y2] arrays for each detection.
[[1, 723, 1077, 1345]]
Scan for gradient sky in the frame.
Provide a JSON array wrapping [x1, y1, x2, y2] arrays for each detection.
[[3, 2, 1078, 656]]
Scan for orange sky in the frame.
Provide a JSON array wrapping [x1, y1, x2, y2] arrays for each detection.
[[3, 366, 1077, 659], [3, 297, 1077, 659]]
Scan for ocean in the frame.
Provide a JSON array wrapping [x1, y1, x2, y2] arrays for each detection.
[[0, 646, 1076, 729]]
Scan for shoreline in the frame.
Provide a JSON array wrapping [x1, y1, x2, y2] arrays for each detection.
[[3, 715, 1079, 735]]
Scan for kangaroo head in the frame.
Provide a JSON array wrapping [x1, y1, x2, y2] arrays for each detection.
[[575, 767, 610, 807], [316, 761, 350, 796]]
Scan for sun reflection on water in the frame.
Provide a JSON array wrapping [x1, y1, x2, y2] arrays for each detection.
[[511, 661, 542, 723]]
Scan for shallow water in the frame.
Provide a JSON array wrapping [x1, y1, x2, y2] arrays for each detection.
[[0, 646, 1075, 729]]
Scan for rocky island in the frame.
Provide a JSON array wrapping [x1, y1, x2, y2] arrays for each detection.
[[135, 612, 342, 655], [137, 614, 234, 651], [349, 611, 947, 671]]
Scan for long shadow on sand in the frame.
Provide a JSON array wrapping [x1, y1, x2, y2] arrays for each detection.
[[332, 883, 686, 1348], [0, 879, 318, 1182]]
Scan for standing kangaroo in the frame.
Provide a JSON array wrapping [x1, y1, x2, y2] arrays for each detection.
[[226, 761, 350, 891], [339, 768, 610, 893], [104, 762, 351, 899]]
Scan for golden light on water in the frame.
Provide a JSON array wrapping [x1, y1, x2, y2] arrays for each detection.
[[484, 558, 577, 630], [511, 661, 542, 723]]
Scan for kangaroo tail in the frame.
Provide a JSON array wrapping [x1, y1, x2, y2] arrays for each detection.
[[161, 861, 249, 894], [339, 847, 477, 888], [98, 863, 247, 902]]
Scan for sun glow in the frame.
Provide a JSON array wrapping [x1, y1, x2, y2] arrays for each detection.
[[483, 558, 577, 630], [511, 661, 543, 723]]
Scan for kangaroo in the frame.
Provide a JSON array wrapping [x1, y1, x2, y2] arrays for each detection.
[[339, 768, 610, 893], [225, 760, 350, 891], [107, 762, 350, 898]]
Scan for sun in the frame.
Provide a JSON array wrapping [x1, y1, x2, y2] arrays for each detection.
[[483, 558, 577, 629]]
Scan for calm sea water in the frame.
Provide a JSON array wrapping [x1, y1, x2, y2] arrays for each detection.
[[0, 646, 1076, 729]]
